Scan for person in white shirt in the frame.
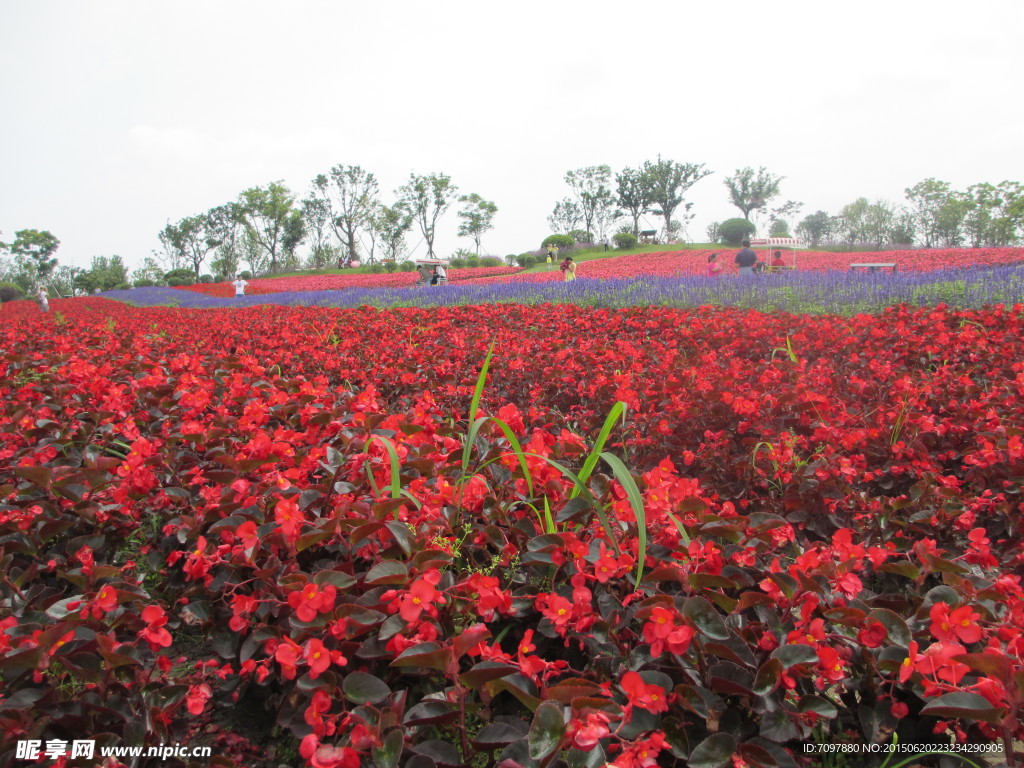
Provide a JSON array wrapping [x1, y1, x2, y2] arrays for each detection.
[[37, 286, 49, 312], [433, 264, 447, 285], [232, 276, 248, 296]]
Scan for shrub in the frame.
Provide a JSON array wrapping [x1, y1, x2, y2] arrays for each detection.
[[0, 282, 24, 303], [113, 282, 131, 291], [769, 220, 791, 237], [568, 229, 594, 245], [367, 263, 384, 274], [504, 254, 517, 266], [465, 256, 480, 268], [449, 258, 466, 268], [522, 255, 536, 268], [613, 232, 638, 250], [163, 268, 196, 286], [238, 271, 252, 280], [133, 279, 158, 288], [383, 260, 398, 273], [399, 261, 416, 272], [541, 234, 575, 250], [718, 217, 757, 244], [199, 274, 214, 283], [481, 257, 503, 267]]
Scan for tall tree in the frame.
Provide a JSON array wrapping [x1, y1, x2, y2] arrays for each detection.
[[904, 178, 952, 248], [301, 196, 336, 268], [398, 173, 458, 259], [795, 211, 834, 247], [548, 199, 582, 234], [373, 203, 414, 262], [456, 193, 498, 255], [642, 157, 712, 240], [10, 229, 60, 281], [160, 205, 231, 278], [280, 210, 307, 271], [564, 165, 615, 239], [838, 197, 870, 246], [616, 167, 651, 237], [724, 167, 782, 221], [312, 165, 380, 264], [236, 182, 297, 274]]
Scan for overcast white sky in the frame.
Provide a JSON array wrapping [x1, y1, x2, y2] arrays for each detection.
[[2, 0, 1022, 270]]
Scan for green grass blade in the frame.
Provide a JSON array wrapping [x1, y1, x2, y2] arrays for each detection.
[[542, 496, 556, 534], [570, 401, 626, 500], [600, 451, 647, 589], [469, 340, 496, 424], [364, 434, 402, 501], [665, 510, 692, 547], [522, 452, 621, 556]]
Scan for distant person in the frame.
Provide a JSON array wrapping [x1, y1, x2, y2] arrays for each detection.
[[560, 256, 576, 282], [546, 253, 553, 270], [434, 263, 447, 285], [705, 253, 723, 277], [547, 243, 557, 263], [37, 286, 49, 312], [232, 275, 248, 296], [602, 236, 610, 252], [735, 240, 757, 275], [771, 250, 786, 269]]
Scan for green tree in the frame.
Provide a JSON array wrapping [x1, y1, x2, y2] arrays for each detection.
[[301, 197, 337, 269], [641, 156, 712, 241], [373, 203, 414, 262], [796, 211, 834, 247], [312, 165, 380, 263], [130, 257, 166, 286], [564, 165, 616, 239], [616, 167, 652, 237], [456, 193, 498, 255], [934, 194, 970, 247], [75, 255, 129, 293], [236, 182, 297, 273], [725, 167, 782, 221], [280, 210, 306, 270], [10, 229, 60, 281], [399, 172, 458, 259], [838, 197, 870, 246], [159, 206, 231, 278], [904, 178, 951, 248], [548, 199, 582, 234]]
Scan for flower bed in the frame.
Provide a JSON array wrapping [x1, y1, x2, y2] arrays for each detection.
[[101, 264, 1024, 314], [177, 266, 523, 297], [477, 247, 1024, 283], [1, 299, 1022, 766]]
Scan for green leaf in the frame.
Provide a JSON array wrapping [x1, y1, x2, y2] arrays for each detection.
[[753, 659, 783, 696], [683, 596, 730, 640], [797, 695, 838, 718], [600, 451, 647, 587], [371, 728, 404, 768], [867, 608, 912, 647], [919, 691, 1005, 723], [528, 700, 566, 762], [689, 734, 738, 768], [770, 644, 818, 667], [364, 434, 404, 504], [342, 672, 391, 705], [365, 560, 409, 586], [571, 401, 626, 499], [403, 700, 459, 726]]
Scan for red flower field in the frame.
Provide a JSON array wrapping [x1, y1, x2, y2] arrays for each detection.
[[179, 265, 522, 297], [1, 296, 1023, 766], [479, 247, 1024, 284]]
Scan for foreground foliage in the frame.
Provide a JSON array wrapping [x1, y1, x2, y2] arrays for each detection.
[[1, 299, 1023, 767]]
